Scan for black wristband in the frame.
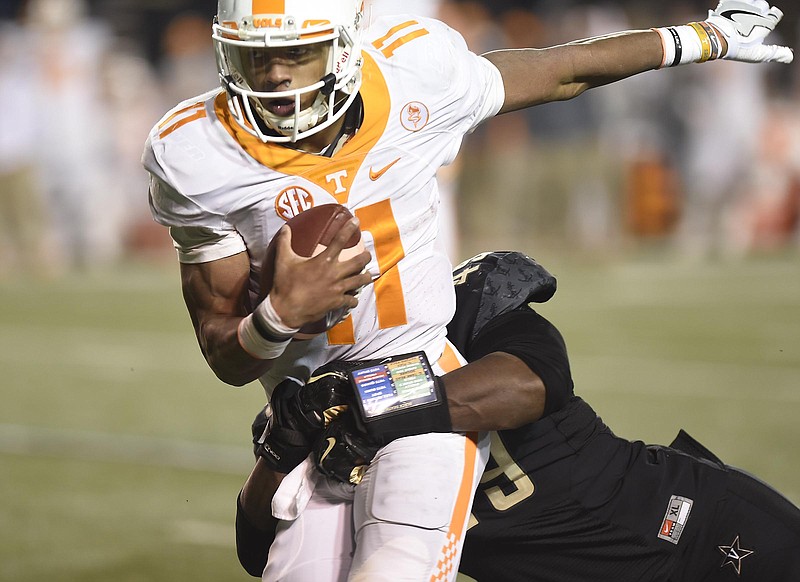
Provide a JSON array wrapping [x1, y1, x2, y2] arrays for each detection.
[[364, 376, 452, 445], [347, 352, 453, 446], [255, 425, 311, 473]]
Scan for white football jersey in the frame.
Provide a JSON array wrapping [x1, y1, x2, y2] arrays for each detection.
[[143, 16, 505, 394]]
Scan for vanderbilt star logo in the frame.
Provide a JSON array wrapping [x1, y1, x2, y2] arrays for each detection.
[[718, 534, 754, 576], [369, 158, 401, 181]]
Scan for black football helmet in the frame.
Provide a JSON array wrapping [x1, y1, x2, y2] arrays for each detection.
[[448, 251, 557, 353]]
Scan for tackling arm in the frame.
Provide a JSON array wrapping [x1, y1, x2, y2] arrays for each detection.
[[235, 349, 547, 575], [444, 352, 545, 431]]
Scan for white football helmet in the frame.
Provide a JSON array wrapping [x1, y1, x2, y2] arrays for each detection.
[[213, 0, 365, 143]]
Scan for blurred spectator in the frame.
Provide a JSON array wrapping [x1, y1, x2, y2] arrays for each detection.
[[0, 10, 53, 278], [158, 12, 218, 108], [367, 0, 441, 19], [674, 59, 770, 259], [724, 99, 800, 254], [20, 0, 123, 269], [99, 39, 168, 257]]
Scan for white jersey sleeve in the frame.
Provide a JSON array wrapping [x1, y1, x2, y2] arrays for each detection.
[[148, 174, 246, 263]]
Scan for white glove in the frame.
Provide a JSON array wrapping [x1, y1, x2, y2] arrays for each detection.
[[706, 0, 794, 63]]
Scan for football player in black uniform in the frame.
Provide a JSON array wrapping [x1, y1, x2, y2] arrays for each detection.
[[237, 251, 800, 581]]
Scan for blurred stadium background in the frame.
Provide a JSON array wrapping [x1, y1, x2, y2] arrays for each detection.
[[0, 0, 798, 580]]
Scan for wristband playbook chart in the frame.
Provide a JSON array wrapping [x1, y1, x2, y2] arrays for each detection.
[[350, 352, 441, 421]]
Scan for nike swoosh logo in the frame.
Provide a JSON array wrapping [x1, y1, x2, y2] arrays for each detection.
[[369, 158, 401, 181], [719, 9, 775, 36], [319, 437, 337, 463]]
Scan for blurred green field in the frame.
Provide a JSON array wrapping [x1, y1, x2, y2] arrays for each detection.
[[1, 253, 798, 581]]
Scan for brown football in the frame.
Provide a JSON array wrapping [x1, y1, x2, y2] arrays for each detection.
[[260, 204, 364, 338]]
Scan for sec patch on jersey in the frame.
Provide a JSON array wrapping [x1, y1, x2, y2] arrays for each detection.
[[260, 204, 365, 338]]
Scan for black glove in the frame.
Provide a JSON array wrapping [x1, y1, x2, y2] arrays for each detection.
[[313, 409, 380, 485], [254, 378, 315, 473], [281, 362, 356, 433], [253, 362, 360, 473]]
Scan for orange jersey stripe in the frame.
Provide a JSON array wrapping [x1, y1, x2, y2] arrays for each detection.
[[159, 109, 207, 139], [372, 20, 419, 49], [430, 431, 480, 581], [437, 343, 461, 374], [379, 29, 430, 58], [158, 102, 204, 131], [326, 317, 356, 345]]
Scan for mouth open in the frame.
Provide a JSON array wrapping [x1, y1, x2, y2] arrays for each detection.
[[265, 98, 296, 117]]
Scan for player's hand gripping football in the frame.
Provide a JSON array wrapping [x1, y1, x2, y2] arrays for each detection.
[[706, 0, 794, 63], [270, 215, 371, 330]]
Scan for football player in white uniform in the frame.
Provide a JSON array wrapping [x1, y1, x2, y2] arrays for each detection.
[[141, 0, 792, 580]]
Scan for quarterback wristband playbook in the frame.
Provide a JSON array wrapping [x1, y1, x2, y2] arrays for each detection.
[[347, 352, 451, 445], [237, 295, 299, 360], [654, 22, 723, 67]]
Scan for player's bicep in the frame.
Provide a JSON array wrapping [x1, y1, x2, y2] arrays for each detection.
[[180, 252, 252, 334], [469, 307, 574, 416]]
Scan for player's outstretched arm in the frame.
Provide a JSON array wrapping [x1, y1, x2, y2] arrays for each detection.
[[484, 30, 664, 113], [484, 0, 792, 115]]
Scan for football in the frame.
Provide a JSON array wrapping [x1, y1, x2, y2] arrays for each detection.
[[260, 204, 365, 338]]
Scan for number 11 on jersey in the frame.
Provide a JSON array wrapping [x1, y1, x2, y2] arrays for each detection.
[[327, 198, 408, 344]]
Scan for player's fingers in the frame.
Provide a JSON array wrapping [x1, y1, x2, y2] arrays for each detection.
[[751, 44, 794, 63], [767, 6, 783, 24], [274, 225, 301, 262], [342, 271, 372, 297], [322, 216, 361, 259], [338, 249, 372, 278]]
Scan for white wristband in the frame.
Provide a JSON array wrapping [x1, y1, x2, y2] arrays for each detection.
[[237, 295, 299, 360], [654, 23, 722, 68]]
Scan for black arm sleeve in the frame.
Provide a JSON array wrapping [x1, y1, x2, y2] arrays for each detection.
[[466, 305, 574, 417], [235, 491, 274, 577]]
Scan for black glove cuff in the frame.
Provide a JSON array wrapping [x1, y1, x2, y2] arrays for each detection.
[[256, 426, 311, 473], [346, 352, 453, 446]]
